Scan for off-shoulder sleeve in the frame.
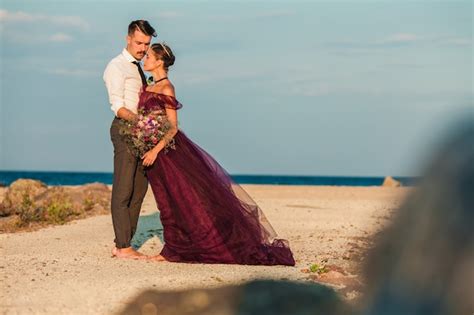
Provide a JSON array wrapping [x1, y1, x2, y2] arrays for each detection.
[[158, 94, 183, 110]]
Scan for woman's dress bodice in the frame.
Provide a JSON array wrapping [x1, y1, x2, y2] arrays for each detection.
[[138, 86, 183, 114]]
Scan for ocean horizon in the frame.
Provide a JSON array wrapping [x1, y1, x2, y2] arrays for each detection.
[[0, 170, 417, 187]]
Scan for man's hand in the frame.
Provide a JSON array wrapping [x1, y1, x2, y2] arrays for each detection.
[[117, 107, 138, 122]]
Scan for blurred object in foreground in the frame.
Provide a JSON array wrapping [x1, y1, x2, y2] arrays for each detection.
[[118, 279, 348, 315], [362, 117, 474, 315]]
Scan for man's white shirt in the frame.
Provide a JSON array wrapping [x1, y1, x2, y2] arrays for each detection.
[[103, 48, 143, 116]]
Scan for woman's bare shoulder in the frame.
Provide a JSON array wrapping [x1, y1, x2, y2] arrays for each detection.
[[147, 81, 175, 97], [160, 82, 175, 97]]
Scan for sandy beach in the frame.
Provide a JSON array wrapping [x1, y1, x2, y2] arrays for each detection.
[[0, 184, 409, 314]]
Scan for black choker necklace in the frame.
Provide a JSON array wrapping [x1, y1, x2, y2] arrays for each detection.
[[154, 77, 168, 84]]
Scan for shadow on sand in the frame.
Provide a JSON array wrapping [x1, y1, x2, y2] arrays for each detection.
[[131, 212, 164, 250]]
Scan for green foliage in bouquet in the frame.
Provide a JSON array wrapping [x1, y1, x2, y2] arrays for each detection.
[[118, 108, 175, 157]]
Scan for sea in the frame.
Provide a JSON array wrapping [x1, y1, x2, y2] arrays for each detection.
[[0, 171, 417, 187]]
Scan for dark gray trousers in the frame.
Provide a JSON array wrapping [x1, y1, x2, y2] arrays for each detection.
[[110, 117, 148, 248]]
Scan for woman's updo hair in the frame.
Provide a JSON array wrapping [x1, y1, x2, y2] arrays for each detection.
[[150, 43, 175, 72]]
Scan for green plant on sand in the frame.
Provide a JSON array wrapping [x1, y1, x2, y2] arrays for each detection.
[[309, 263, 330, 274], [44, 198, 76, 224], [17, 192, 42, 224]]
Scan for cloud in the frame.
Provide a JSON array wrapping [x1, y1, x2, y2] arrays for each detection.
[[180, 69, 262, 85], [47, 68, 99, 77], [289, 83, 332, 97], [325, 32, 471, 54], [381, 33, 472, 47], [150, 9, 294, 22], [381, 33, 419, 44], [1, 29, 75, 44], [156, 11, 183, 19], [206, 10, 295, 22], [48, 33, 73, 42], [439, 37, 471, 46], [253, 10, 295, 19], [0, 9, 90, 31]]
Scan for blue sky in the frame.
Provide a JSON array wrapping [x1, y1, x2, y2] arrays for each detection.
[[0, 0, 472, 176]]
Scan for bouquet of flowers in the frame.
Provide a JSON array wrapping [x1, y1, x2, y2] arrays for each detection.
[[119, 108, 175, 157]]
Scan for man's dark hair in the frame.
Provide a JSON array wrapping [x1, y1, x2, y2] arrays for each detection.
[[128, 20, 157, 37]]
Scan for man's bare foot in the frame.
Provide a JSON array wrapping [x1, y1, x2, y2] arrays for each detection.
[[111, 247, 147, 260], [148, 254, 167, 262]]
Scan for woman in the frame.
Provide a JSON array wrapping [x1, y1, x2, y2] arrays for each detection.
[[137, 42, 295, 266]]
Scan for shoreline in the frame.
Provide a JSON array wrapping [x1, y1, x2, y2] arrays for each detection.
[[0, 170, 417, 187]]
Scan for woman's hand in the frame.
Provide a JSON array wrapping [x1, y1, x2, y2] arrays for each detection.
[[142, 149, 160, 167]]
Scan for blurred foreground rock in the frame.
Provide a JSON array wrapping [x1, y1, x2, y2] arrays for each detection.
[[363, 120, 474, 315], [119, 280, 349, 315]]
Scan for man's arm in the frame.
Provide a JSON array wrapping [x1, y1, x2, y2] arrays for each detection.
[[103, 62, 137, 121], [116, 107, 137, 121]]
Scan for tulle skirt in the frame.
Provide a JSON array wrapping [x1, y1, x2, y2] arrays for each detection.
[[145, 130, 295, 266]]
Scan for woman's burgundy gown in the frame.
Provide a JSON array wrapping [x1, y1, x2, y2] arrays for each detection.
[[138, 88, 295, 266]]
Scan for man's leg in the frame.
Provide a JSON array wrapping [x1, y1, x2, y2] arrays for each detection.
[[110, 118, 138, 249], [128, 160, 148, 243]]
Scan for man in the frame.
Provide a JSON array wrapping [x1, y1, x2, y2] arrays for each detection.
[[103, 20, 157, 259]]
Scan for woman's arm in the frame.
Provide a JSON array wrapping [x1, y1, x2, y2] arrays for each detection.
[[150, 106, 178, 153], [142, 86, 178, 166]]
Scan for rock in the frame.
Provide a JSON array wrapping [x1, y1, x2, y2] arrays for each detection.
[[22, 182, 111, 213], [382, 176, 401, 187], [0, 179, 111, 228], [0, 215, 22, 233], [82, 182, 110, 192], [0, 179, 48, 216], [67, 183, 111, 212], [363, 120, 474, 315], [0, 187, 7, 201], [119, 280, 349, 315]]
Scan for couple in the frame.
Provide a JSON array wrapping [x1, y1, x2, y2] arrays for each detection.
[[103, 20, 295, 266]]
